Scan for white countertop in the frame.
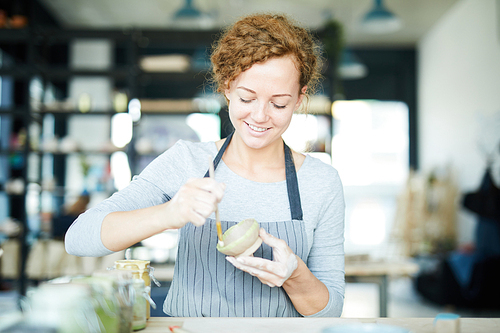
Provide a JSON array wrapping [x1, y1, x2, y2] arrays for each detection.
[[143, 317, 500, 333]]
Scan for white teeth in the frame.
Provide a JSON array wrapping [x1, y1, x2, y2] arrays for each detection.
[[248, 123, 267, 132]]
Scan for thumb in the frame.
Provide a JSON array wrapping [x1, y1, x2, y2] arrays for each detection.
[[259, 228, 281, 248]]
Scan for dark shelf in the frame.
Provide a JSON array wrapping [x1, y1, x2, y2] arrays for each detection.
[[0, 149, 29, 155], [139, 70, 208, 82], [1, 149, 121, 156], [38, 66, 131, 80], [0, 67, 208, 82], [141, 110, 210, 116], [38, 27, 133, 42], [33, 150, 120, 156], [0, 107, 30, 115], [0, 66, 33, 78], [0, 192, 27, 198], [36, 110, 208, 116], [37, 27, 219, 46], [0, 28, 30, 42], [36, 110, 117, 116]]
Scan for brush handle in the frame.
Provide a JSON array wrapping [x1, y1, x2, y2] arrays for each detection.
[[208, 156, 224, 242], [215, 207, 223, 241], [169, 325, 192, 333]]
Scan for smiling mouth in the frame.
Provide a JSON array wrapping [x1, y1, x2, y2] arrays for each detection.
[[246, 122, 269, 132]]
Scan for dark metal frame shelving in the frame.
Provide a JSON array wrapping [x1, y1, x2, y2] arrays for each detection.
[[0, 9, 223, 296]]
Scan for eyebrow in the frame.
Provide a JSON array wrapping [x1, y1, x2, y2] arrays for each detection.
[[236, 86, 292, 98]]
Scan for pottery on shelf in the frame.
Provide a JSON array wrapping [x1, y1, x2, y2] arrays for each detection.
[[216, 218, 262, 257]]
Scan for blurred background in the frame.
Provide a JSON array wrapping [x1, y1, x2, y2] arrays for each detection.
[[1, 0, 499, 321]]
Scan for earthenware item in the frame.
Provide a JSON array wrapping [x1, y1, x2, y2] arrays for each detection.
[[216, 218, 262, 257]]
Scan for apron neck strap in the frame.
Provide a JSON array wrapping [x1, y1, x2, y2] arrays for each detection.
[[284, 144, 303, 221], [204, 132, 303, 221], [203, 131, 233, 178]]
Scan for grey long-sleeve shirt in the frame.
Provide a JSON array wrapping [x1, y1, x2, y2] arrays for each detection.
[[65, 139, 345, 317]]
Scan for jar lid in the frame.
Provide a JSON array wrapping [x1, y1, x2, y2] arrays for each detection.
[[114, 259, 150, 271], [71, 276, 116, 295], [30, 283, 91, 308], [93, 269, 133, 281]]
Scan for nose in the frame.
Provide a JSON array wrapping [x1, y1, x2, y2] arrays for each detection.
[[251, 101, 269, 123]]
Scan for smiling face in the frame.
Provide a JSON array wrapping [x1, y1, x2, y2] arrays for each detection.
[[225, 56, 306, 151]]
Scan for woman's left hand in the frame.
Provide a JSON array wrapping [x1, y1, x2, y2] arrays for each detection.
[[226, 228, 298, 287]]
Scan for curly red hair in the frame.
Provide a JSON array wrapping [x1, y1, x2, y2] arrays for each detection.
[[210, 13, 322, 100]]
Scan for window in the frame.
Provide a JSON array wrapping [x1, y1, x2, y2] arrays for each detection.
[[331, 100, 409, 257]]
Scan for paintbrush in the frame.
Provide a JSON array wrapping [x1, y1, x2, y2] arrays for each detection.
[[209, 156, 224, 246], [169, 325, 192, 333]]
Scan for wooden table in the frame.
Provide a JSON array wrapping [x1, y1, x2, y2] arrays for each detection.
[[143, 317, 500, 333], [153, 259, 419, 318], [344, 259, 419, 317]]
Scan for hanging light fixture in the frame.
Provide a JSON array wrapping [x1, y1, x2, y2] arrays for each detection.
[[172, 0, 215, 30], [360, 0, 402, 34], [174, 0, 201, 19], [339, 49, 368, 80]]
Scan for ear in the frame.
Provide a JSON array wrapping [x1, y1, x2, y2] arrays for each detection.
[[295, 86, 307, 110], [224, 80, 231, 102]]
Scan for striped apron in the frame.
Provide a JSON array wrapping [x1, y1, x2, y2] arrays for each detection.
[[163, 133, 308, 317]]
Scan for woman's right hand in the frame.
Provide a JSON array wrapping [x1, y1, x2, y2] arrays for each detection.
[[165, 178, 225, 229]]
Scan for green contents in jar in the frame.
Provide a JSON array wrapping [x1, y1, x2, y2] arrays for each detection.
[[92, 270, 135, 333], [132, 279, 147, 331], [94, 298, 119, 333], [71, 276, 120, 333]]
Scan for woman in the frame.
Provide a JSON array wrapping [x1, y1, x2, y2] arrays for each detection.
[[65, 13, 345, 317]]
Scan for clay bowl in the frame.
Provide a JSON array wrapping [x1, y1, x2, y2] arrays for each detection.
[[216, 218, 262, 257]]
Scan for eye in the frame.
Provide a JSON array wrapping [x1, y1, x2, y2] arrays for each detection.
[[239, 98, 252, 104], [273, 103, 286, 109]]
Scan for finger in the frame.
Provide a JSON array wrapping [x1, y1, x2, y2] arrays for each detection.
[[226, 257, 282, 287], [232, 256, 289, 280], [211, 182, 226, 202], [259, 228, 278, 245], [227, 256, 266, 275], [188, 183, 225, 207], [235, 256, 274, 271], [187, 178, 225, 200], [192, 197, 216, 216], [259, 228, 288, 250], [177, 196, 212, 225], [188, 208, 208, 226], [181, 186, 219, 216], [237, 256, 290, 279]]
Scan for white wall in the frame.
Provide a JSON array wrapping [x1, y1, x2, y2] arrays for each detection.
[[418, 0, 500, 243]]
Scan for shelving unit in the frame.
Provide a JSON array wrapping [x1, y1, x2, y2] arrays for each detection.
[[0, 25, 33, 295], [0, 6, 225, 293]]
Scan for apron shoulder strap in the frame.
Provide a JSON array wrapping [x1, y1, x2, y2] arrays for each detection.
[[284, 144, 303, 221], [204, 131, 234, 178]]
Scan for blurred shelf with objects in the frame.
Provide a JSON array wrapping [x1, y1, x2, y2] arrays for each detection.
[[1, 0, 500, 325]]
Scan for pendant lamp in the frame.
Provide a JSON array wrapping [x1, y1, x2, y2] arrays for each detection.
[[174, 0, 201, 19], [172, 0, 214, 29], [339, 50, 368, 80], [360, 0, 402, 34]]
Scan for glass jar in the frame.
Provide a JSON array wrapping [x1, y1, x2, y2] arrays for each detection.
[[115, 276, 135, 333], [129, 278, 156, 331], [113, 259, 159, 319], [94, 270, 135, 333], [25, 283, 100, 333], [71, 276, 120, 333], [131, 279, 147, 331]]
